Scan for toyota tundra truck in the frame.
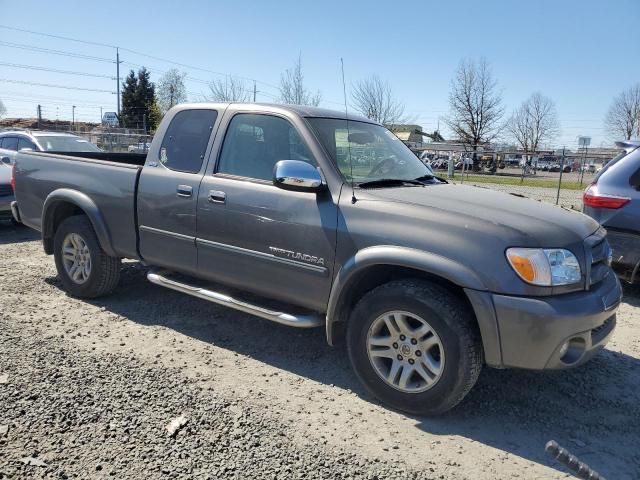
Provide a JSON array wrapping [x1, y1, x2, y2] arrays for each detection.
[[11, 103, 622, 415]]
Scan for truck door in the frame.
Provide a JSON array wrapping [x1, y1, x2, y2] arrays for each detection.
[[137, 108, 219, 273], [196, 112, 337, 312]]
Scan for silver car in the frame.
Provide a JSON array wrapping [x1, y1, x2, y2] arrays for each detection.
[[583, 140, 640, 283], [0, 131, 101, 223], [0, 130, 102, 166]]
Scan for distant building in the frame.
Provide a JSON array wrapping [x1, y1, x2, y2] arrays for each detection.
[[388, 124, 426, 148], [388, 124, 446, 149]]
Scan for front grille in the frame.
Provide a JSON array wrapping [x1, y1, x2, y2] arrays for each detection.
[[0, 184, 12, 197], [585, 228, 611, 288]]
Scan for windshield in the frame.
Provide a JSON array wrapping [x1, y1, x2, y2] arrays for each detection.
[[307, 118, 434, 184], [35, 135, 102, 152]]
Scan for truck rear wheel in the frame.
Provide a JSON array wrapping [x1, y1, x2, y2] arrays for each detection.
[[53, 215, 121, 298], [346, 279, 482, 416]]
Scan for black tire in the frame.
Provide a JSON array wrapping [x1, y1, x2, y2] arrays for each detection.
[[53, 215, 121, 298], [347, 279, 482, 416]]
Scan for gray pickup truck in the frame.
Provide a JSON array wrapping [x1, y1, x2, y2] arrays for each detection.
[[12, 103, 622, 415]]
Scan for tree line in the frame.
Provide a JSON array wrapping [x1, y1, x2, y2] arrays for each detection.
[[116, 55, 638, 148]]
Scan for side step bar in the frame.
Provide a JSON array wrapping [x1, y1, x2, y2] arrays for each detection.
[[147, 270, 324, 329]]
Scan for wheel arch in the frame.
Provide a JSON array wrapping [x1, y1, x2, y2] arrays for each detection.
[[326, 246, 502, 366], [42, 189, 116, 257]]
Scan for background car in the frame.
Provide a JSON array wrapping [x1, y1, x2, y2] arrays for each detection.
[[583, 140, 640, 283], [0, 130, 102, 164], [127, 142, 151, 153]]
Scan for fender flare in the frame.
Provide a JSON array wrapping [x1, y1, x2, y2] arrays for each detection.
[[325, 245, 487, 344], [42, 188, 116, 257]]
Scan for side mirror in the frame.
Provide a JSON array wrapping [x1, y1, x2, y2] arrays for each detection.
[[1, 157, 11, 166], [273, 160, 325, 192]]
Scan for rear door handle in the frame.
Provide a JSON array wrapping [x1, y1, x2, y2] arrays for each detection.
[[176, 185, 193, 198], [208, 190, 226, 204]]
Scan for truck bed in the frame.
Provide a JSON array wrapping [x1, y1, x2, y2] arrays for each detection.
[[14, 151, 144, 259]]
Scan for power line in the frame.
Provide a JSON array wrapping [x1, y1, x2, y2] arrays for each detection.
[[0, 24, 117, 49], [0, 24, 280, 91], [2, 97, 112, 109], [0, 62, 114, 79], [0, 78, 114, 93], [0, 25, 350, 104], [0, 41, 113, 63], [0, 90, 113, 106]]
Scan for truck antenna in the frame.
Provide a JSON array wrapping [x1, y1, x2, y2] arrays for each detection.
[[340, 58, 357, 204]]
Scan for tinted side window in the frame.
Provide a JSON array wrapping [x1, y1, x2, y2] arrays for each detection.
[[217, 114, 315, 181], [18, 137, 37, 151], [159, 109, 218, 173], [1, 137, 18, 151]]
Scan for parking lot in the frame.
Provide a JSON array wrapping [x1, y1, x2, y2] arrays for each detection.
[[1, 221, 639, 479]]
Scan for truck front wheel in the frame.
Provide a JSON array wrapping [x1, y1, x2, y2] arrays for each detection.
[[347, 279, 482, 416], [53, 215, 121, 298]]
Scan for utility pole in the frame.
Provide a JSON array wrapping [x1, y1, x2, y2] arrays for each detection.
[[37, 105, 42, 129], [72, 105, 76, 129], [100, 106, 103, 125], [253, 80, 257, 102], [116, 47, 122, 126]]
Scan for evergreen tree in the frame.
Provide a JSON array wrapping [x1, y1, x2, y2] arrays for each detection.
[[120, 70, 138, 128], [136, 67, 157, 131], [120, 67, 161, 131]]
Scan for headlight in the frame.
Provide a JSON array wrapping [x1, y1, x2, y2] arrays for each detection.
[[506, 248, 581, 286]]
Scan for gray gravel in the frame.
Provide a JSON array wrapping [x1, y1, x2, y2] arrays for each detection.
[[1, 222, 640, 479], [0, 318, 428, 479]]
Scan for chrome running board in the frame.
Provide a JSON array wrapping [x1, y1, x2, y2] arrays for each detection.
[[147, 270, 324, 329]]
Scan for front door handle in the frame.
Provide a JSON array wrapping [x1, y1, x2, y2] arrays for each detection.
[[177, 185, 193, 198], [208, 190, 226, 204]]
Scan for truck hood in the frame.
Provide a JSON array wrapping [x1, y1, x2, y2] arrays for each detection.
[[362, 183, 599, 246]]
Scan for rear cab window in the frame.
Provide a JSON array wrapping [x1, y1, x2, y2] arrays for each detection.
[[159, 109, 218, 173]]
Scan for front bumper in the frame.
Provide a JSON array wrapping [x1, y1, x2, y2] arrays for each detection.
[[606, 229, 640, 283], [491, 271, 621, 370]]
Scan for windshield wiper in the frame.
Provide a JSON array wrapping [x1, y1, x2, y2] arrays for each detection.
[[414, 174, 448, 184], [358, 178, 425, 188]]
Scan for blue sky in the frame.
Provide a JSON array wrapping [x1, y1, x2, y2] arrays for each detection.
[[1, 0, 638, 147]]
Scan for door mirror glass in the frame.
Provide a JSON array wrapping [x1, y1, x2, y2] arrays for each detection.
[[273, 160, 324, 192]]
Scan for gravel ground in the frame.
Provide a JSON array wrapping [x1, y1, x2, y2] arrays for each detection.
[[1, 222, 640, 479]]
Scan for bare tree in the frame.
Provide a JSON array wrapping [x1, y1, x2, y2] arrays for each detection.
[[0, 99, 6, 118], [507, 93, 560, 159], [207, 76, 251, 102], [605, 84, 640, 141], [278, 54, 321, 106], [351, 75, 406, 127], [445, 58, 504, 166], [157, 69, 187, 113]]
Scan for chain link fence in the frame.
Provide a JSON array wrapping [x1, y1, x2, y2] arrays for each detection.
[[421, 147, 620, 210]]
